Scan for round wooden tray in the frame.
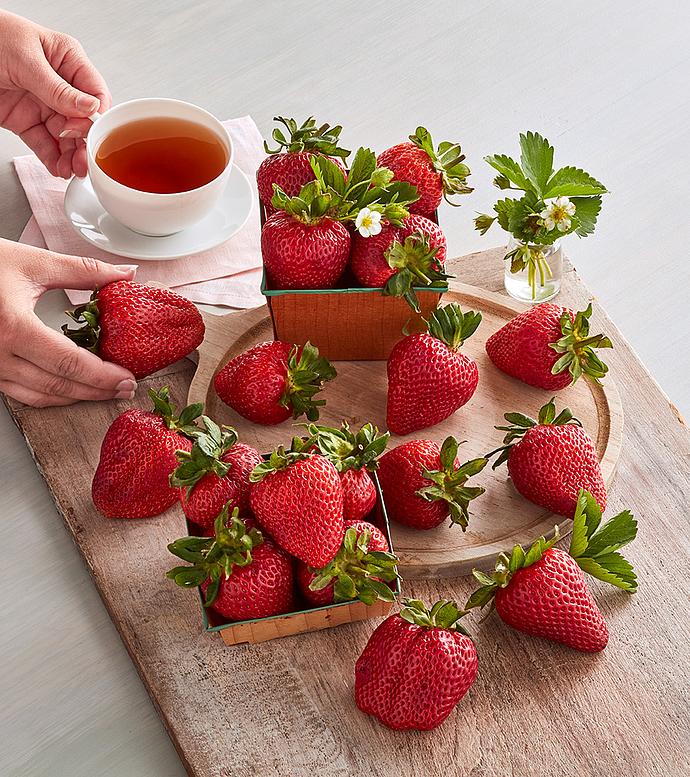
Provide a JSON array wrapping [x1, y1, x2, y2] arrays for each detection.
[[188, 282, 623, 578]]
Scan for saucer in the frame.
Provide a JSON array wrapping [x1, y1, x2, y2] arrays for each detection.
[[63, 164, 254, 261]]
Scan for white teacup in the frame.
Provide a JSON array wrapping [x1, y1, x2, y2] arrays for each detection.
[[86, 98, 233, 236]]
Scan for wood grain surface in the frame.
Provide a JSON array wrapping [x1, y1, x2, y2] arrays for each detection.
[[4, 248, 690, 777], [189, 281, 623, 578]]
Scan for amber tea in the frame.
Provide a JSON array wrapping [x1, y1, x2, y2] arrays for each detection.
[[95, 116, 228, 194]]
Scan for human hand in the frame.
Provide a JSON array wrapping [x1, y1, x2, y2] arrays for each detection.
[[0, 239, 138, 407], [0, 10, 111, 178]]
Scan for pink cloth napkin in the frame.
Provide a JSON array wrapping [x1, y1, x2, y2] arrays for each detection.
[[14, 115, 265, 309]]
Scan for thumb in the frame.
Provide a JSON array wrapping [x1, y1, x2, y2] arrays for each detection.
[[23, 57, 101, 117], [40, 253, 138, 291]]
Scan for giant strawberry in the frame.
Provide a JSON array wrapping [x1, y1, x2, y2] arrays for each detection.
[[92, 386, 202, 518], [297, 519, 399, 606], [256, 116, 349, 211], [307, 421, 390, 521], [377, 437, 487, 530], [377, 126, 472, 216], [489, 397, 607, 517], [170, 416, 261, 529], [350, 213, 448, 311], [355, 598, 478, 730], [167, 506, 295, 622], [249, 441, 345, 567], [387, 303, 482, 435], [465, 490, 638, 652], [214, 341, 336, 425], [63, 280, 205, 379], [486, 302, 613, 390]]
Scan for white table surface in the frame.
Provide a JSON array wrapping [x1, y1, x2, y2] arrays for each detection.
[[1, 2, 688, 775]]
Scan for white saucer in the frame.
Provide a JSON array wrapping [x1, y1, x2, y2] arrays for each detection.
[[63, 164, 254, 261]]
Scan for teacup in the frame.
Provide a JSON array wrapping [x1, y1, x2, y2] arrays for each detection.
[[85, 98, 233, 236]]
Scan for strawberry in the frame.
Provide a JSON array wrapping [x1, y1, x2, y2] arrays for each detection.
[[306, 421, 390, 521], [249, 440, 345, 567], [387, 303, 482, 434], [489, 397, 607, 517], [350, 213, 448, 311], [256, 116, 349, 211], [167, 506, 295, 622], [377, 127, 472, 216], [377, 437, 487, 530], [486, 302, 613, 390], [297, 519, 399, 606], [214, 341, 336, 425], [92, 387, 202, 518], [169, 416, 261, 529], [355, 598, 478, 730], [63, 280, 205, 379], [465, 490, 638, 652]]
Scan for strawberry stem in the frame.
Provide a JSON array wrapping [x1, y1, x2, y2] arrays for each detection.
[[280, 342, 337, 422], [148, 386, 203, 438], [426, 303, 482, 350], [408, 126, 473, 206], [263, 116, 350, 158], [399, 598, 471, 634], [62, 292, 101, 352], [550, 303, 613, 385], [169, 416, 238, 495], [304, 421, 390, 473]]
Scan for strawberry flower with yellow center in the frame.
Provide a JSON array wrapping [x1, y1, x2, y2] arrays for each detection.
[[355, 207, 383, 238], [540, 196, 576, 233]]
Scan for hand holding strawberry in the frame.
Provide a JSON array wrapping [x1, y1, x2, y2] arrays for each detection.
[[63, 280, 205, 379], [486, 302, 613, 389], [465, 490, 637, 652], [355, 598, 478, 730], [489, 397, 607, 517]]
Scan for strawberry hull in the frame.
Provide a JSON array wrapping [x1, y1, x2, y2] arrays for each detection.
[[188, 471, 400, 646], [260, 202, 446, 361]]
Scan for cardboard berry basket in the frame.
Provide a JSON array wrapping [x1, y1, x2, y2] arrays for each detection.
[[260, 203, 446, 360], [191, 472, 400, 646]]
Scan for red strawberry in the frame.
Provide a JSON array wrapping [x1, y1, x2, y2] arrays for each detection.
[[214, 341, 336, 425], [256, 116, 349, 211], [297, 519, 398, 606], [92, 387, 201, 518], [167, 506, 295, 622], [465, 490, 638, 652], [249, 441, 345, 567], [169, 417, 261, 529], [63, 280, 205, 379], [387, 303, 482, 434], [377, 127, 472, 216], [355, 598, 478, 730], [307, 421, 390, 521], [489, 397, 607, 517], [377, 437, 487, 530], [486, 302, 613, 390], [350, 214, 448, 311]]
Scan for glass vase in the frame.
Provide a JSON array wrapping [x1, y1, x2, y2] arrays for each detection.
[[504, 238, 563, 304]]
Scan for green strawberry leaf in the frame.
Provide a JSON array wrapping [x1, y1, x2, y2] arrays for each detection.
[[570, 196, 602, 237], [485, 153, 530, 191], [577, 553, 637, 593], [543, 166, 608, 198], [519, 131, 554, 196]]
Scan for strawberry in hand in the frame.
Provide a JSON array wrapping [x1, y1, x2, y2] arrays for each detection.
[[387, 303, 482, 435], [355, 598, 478, 730], [167, 506, 295, 622], [63, 280, 205, 380], [377, 126, 472, 215], [297, 520, 399, 607], [489, 397, 607, 517], [92, 386, 202, 518], [465, 490, 638, 652], [214, 341, 336, 425], [170, 416, 261, 529], [486, 302, 613, 390]]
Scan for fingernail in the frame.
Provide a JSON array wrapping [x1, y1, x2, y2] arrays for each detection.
[[59, 129, 83, 139], [115, 389, 136, 400], [77, 94, 99, 113], [116, 264, 139, 274], [116, 379, 137, 392]]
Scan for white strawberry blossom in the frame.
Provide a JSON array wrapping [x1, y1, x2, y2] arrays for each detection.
[[540, 196, 576, 232], [355, 207, 382, 238]]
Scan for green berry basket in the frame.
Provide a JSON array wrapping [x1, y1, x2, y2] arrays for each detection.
[[260, 203, 446, 361], [192, 471, 400, 646]]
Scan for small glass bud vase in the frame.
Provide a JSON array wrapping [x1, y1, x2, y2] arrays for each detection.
[[504, 238, 563, 304]]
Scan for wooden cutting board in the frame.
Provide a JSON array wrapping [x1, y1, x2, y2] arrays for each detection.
[[4, 247, 689, 777], [187, 282, 623, 577]]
